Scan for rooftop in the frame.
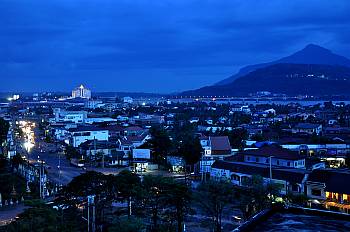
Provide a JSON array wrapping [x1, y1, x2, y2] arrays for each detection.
[[240, 145, 304, 160]]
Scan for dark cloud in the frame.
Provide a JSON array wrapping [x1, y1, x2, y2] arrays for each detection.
[[1, 0, 350, 92]]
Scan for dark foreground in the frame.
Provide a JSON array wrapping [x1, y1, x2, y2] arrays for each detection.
[[254, 212, 350, 232]]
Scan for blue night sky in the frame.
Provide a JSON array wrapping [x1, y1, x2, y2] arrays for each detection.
[[1, 0, 350, 93]]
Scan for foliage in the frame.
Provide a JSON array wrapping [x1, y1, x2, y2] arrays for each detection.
[[108, 217, 145, 232], [227, 128, 248, 150], [11, 153, 24, 170], [0, 117, 9, 144], [142, 175, 192, 232], [178, 137, 203, 168], [239, 175, 281, 219], [116, 170, 141, 216], [147, 126, 173, 164], [195, 180, 235, 232], [62, 171, 108, 198], [286, 192, 308, 206], [65, 145, 80, 160], [6, 202, 84, 232]]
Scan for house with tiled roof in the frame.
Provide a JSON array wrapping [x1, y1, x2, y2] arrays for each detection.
[[210, 160, 308, 195], [200, 136, 232, 174], [240, 145, 306, 169], [292, 123, 322, 135], [306, 169, 350, 213]]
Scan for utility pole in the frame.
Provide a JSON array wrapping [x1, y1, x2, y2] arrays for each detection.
[[58, 151, 61, 189], [87, 200, 90, 232], [39, 163, 41, 199], [269, 156, 273, 181], [41, 159, 44, 199], [87, 195, 95, 232], [92, 203, 96, 232]]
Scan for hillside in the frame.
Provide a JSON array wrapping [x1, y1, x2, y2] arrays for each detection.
[[182, 63, 350, 97], [215, 44, 350, 85]]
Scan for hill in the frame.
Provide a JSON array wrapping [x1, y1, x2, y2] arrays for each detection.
[[215, 44, 350, 86], [182, 63, 350, 97]]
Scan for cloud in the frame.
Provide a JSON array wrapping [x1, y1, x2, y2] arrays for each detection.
[[1, 0, 350, 92]]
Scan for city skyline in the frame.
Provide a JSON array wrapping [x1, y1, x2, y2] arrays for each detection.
[[1, 0, 350, 93]]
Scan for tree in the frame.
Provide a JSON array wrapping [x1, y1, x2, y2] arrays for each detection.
[[108, 217, 145, 232], [6, 202, 84, 232], [178, 137, 203, 171], [142, 175, 165, 231], [163, 179, 192, 232], [228, 128, 248, 150], [142, 175, 191, 232], [196, 181, 235, 232], [64, 145, 80, 160], [147, 126, 173, 164], [0, 117, 9, 144], [11, 153, 24, 170], [62, 171, 107, 198], [116, 170, 141, 217], [239, 175, 281, 219]]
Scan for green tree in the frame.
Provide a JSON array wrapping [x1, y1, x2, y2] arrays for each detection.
[[147, 126, 173, 164], [64, 145, 80, 160], [116, 170, 141, 217], [11, 153, 24, 170], [228, 128, 248, 150], [239, 175, 281, 219], [108, 217, 145, 232], [142, 175, 165, 231], [0, 117, 9, 144], [178, 137, 203, 171], [6, 203, 84, 232], [196, 181, 235, 232]]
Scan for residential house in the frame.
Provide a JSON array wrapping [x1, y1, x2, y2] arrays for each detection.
[[306, 169, 350, 213], [292, 123, 322, 135], [241, 145, 306, 169], [200, 136, 232, 173], [211, 160, 308, 195]]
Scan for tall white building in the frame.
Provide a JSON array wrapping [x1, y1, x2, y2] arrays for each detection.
[[72, 85, 91, 99]]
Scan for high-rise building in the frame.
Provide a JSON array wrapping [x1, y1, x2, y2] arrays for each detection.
[[72, 84, 91, 99]]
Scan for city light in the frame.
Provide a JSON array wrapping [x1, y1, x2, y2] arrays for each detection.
[[24, 141, 34, 152], [18, 120, 36, 153]]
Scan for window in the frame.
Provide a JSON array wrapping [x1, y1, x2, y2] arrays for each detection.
[[231, 174, 240, 181], [247, 156, 250, 161], [292, 184, 299, 192], [277, 160, 280, 165], [255, 157, 259, 162], [311, 189, 322, 196], [287, 162, 291, 167]]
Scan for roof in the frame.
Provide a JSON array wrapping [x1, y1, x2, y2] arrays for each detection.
[[295, 123, 321, 129], [100, 125, 124, 132], [210, 136, 231, 151], [124, 126, 144, 131], [240, 145, 303, 161], [308, 169, 350, 194], [119, 134, 149, 145], [212, 160, 307, 183], [69, 125, 108, 132], [79, 140, 118, 150]]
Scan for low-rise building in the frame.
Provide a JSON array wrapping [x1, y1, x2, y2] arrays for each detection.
[[292, 123, 322, 135], [69, 125, 109, 147], [200, 136, 232, 173], [241, 145, 306, 169]]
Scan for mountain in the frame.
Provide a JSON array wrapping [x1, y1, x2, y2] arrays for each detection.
[[182, 63, 350, 96], [216, 44, 350, 85]]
